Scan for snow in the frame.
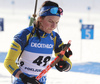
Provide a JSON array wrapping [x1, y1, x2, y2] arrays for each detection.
[[0, 63, 100, 84], [0, 63, 11, 84], [0, 0, 100, 84]]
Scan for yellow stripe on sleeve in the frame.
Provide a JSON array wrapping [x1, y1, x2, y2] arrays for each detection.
[[4, 40, 22, 75]]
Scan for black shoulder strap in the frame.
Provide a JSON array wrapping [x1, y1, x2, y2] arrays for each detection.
[[17, 27, 36, 64], [51, 32, 56, 50]]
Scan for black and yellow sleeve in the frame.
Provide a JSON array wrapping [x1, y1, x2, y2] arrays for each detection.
[[4, 40, 22, 76]]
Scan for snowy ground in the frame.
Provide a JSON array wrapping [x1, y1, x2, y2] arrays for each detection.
[[0, 0, 100, 84], [1, 62, 100, 84]]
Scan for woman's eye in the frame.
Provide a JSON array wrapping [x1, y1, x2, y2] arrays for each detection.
[[49, 20, 53, 23], [56, 22, 58, 24]]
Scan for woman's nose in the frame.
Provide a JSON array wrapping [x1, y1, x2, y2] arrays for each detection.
[[51, 23, 56, 28]]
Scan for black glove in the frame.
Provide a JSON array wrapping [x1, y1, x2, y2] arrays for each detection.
[[65, 49, 72, 58], [54, 44, 72, 58], [19, 73, 42, 84], [55, 60, 71, 72], [55, 44, 70, 53]]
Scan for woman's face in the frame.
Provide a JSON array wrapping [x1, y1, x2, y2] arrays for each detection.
[[39, 16, 60, 33]]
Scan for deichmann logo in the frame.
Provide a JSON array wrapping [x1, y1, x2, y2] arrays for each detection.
[[31, 42, 53, 48]]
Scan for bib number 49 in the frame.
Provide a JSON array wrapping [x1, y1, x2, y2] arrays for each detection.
[[33, 56, 51, 66]]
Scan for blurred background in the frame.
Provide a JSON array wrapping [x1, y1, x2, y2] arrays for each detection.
[[0, 0, 100, 84]]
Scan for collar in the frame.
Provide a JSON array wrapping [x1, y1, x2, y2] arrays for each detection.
[[37, 28, 51, 38]]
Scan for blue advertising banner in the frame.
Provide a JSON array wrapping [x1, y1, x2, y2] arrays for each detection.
[[0, 18, 4, 31], [81, 24, 94, 39]]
